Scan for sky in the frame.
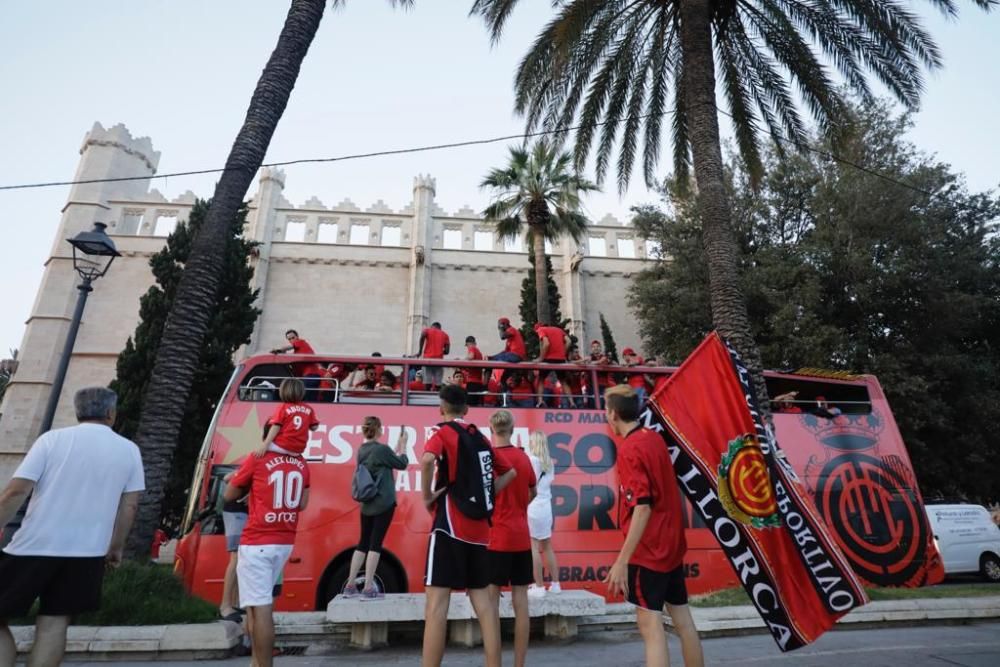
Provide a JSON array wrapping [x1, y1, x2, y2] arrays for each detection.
[[1, 1, 998, 357]]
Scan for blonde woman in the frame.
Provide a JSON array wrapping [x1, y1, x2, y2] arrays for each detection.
[[526, 430, 561, 595]]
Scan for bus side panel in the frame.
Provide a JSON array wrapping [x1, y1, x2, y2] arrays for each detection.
[[188, 401, 739, 610], [773, 382, 944, 587]]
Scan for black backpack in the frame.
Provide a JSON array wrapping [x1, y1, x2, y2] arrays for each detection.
[[437, 421, 495, 520]]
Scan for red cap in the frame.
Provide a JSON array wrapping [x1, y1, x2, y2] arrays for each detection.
[[533, 322, 543, 331], [498, 317, 511, 326], [623, 347, 636, 356], [590, 339, 601, 345]]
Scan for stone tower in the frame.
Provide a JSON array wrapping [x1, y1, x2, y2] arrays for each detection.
[[0, 123, 160, 481], [404, 174, 437, 354]]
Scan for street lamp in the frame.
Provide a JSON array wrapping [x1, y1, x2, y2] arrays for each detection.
[[38, 222, 120, 433]]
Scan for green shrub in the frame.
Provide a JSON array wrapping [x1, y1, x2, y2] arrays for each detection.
[[12, 562, 218, 626]]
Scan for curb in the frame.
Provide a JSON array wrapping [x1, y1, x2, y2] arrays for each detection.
[[13, 620, 241, 660], [673, 596, 1000, 635], [13, 596, 1000, 659]]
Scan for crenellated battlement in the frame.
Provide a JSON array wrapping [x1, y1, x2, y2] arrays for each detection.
[[80, 122, 160, 173]]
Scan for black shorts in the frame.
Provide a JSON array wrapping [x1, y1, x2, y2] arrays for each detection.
[[0, 552, 105, 618], [425, 531, 490, 590], [627, 564, 688, 611], [488, 550, 533, 587], [358, 506, 395, 554]]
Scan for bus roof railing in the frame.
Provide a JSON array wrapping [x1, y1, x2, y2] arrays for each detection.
[[240, 352, 876, 383]]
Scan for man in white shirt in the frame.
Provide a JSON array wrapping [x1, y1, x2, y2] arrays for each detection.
[[0, 387, 145, 667]]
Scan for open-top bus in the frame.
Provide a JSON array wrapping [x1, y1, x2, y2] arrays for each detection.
[[174, 353, 940, 611]]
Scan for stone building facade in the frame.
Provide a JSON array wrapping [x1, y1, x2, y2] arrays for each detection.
[[0, 122, 653, 481]]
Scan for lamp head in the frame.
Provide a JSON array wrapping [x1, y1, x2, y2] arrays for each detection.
[[68, 222, 120, 281]]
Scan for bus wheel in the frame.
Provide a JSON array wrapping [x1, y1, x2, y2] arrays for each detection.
[[323, 557, 403, 604], [981, 553, 1000, 583]]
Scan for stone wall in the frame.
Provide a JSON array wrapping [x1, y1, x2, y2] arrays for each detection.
[[0, 122, 653, 482]]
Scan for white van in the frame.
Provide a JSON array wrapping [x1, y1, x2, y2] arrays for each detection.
[[925, 504, 1000, 582]]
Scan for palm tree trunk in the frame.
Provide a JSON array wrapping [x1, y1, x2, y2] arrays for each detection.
[[125, 0, 327, 558], [679, 0, 770, 408], [528, 206, 551, 326]]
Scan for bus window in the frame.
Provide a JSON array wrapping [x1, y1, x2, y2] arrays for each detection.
[[339, 363, 405, 405], [238, 363, 294, 401], [196, 464, 237, 536]]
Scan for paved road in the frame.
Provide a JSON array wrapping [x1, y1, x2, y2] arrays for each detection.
[[62, 622, 1000, 666]]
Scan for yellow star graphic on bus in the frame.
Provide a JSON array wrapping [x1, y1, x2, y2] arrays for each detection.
[[218, 406, 265, 464]]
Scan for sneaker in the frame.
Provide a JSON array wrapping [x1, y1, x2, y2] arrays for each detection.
[[341, 584, 359, 598], [548, 581, 562, 593], [527, 584, 546, 598], [361, 587, 385, 600]]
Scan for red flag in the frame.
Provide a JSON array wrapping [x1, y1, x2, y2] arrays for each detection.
[[646, 333, 868, 651]]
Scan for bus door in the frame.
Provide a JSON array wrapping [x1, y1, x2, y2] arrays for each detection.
[[180, 463, 236, 600]]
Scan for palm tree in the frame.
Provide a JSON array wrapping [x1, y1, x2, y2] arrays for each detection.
[[126, 0, 413, 557], [482, 140, 599, 325], [471, 0, 994, 402]]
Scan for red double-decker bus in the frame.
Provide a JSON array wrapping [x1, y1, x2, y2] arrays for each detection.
[[174, 354, 940, 611]]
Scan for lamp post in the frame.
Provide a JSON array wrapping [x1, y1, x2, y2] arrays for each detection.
[[38, 222, 120, 434]]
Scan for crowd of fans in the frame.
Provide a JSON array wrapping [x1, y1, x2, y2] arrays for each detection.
[[270, 321, 666, 409]]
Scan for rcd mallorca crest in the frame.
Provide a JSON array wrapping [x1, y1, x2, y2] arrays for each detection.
[[801, 410, 935, 586], [718, 435, 781, 529]]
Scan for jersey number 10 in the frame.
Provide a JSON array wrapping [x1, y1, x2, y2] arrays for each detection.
[[268, 470, 304, 509]]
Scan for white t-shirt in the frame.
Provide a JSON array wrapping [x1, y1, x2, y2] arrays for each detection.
[[528, 453, 553, 510], [5, 422, 145, 557]]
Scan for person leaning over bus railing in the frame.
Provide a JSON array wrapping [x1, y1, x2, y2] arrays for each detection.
[[375, 370, 399, 392], [269, 330, 324, 402], [461, 335, 487, 407], [342, 417, 409, 600]]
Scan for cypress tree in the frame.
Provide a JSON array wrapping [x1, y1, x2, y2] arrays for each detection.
[[599, 312, 620, 364], [518, 253, 563, 359], [110, 199, 260, 529]]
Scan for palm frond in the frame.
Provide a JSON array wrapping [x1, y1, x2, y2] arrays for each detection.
[[480, 138, 599, 246], [477, 0, 994, 189]]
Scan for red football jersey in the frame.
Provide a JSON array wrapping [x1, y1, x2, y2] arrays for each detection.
[[464, 345, 485, 384], [628, 372, 650, 390], [425, 420, 511, 545], [503, 327, 527, 359], [617, 426, 687, 572], [422, 328, 450, 359], [538, 326, 568, 361], [290, 338, 323, 377], [488, 446, 537, 552], [269, 402, 319, 455], [231, 452, 311, 546]]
